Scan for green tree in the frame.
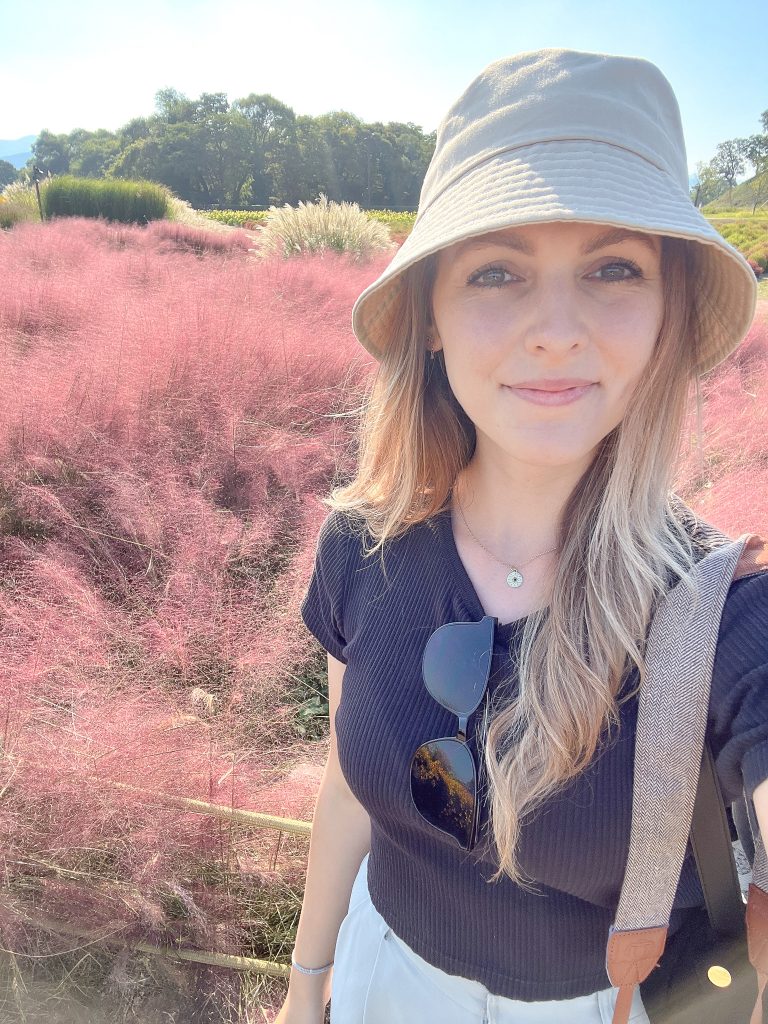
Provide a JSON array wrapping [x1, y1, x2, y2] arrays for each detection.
[[69, 129, 121, 177], [314, 111, 369, 203], [154, 88, 196, 124], [110, 123, 201, 201], [292, 116, 335, 203], [119, 117, 155, 146], [17, 86, 439, 213], [29, 129, 71, 175], [233, 93, 297, 205], [193, 92, 229, 123], [110, 113, 252, 208], [691, 158, 728, 207], [376, 121, 433, 209], [0, 159, 17, 189], [195, 111, 253, 206], [742, 134, 768, 213], [712, 139, 746, 202]]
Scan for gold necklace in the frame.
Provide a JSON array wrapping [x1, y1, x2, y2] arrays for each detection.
[[455, 497, 558, 589]]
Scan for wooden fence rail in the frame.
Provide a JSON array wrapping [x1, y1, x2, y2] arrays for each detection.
[[5, 779, 316, 978], [102, 779, 313, 837], [9, 907, 291, 979]]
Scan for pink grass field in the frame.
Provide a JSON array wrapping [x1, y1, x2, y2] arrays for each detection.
[[0, 216, 765, 1023], [0, 217, 385, 1022]]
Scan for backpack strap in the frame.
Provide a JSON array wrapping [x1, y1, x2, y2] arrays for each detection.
[[606, 534, 750, 1023], [690, 739, 768, 1024], [690, 740, 745, 937], [693, 533, 768, 1024]]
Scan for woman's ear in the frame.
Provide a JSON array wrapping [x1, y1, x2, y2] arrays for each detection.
[[426, 326, 443, 353]]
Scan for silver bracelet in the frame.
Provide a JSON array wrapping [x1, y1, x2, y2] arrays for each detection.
[[290, 950, 334, 975]]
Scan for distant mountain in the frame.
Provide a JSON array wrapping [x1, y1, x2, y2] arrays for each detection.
[[0, 136, 36, 169]]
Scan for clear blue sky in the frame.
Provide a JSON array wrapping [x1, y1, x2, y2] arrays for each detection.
[[2, 0, 765, 177]]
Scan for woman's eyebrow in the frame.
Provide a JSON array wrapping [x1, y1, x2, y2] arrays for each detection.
[[455, 228, 659, 257], [582, 228, 660, 255]]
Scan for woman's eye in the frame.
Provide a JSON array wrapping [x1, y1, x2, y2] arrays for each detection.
[[590, 260, 643, 283], [466, 259, 644, 288], [467, 265, 514, 288]]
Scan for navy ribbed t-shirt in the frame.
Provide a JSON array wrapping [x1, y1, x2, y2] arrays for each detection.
[[299, 504, 768, 1001]]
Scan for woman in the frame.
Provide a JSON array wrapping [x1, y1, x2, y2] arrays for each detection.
[[275, 49, 766, 1024]]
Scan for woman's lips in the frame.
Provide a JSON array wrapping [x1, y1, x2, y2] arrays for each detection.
[[503, 383, 596, 406]]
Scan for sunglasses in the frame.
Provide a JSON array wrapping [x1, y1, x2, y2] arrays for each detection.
[[409, 615, 495, 851]]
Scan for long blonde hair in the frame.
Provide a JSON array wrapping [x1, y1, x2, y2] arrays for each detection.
[[328, 234, 705, 884]]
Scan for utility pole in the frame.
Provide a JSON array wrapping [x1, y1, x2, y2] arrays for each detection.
[[32, 165, 45, 222]]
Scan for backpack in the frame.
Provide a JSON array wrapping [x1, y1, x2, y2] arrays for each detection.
[[606, 516, 768, 1024]]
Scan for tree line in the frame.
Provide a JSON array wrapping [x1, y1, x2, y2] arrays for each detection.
[[1, 91, 766, 213], [2, 89, 436, 211], [692, 108, 768, 211]]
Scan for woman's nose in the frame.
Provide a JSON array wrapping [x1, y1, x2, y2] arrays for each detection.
[[521, 281, 589, 356]]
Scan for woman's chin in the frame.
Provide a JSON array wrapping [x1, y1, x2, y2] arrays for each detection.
[[488, 437, 601, 472]]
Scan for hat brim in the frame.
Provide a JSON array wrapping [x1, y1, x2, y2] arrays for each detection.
[[352, 139, 757, 375]]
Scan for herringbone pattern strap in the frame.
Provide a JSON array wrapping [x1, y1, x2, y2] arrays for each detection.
[[613, 535, 749, 931]]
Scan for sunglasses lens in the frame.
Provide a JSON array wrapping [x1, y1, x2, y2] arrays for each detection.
[[422, 615, 494, 716], [410, 738, 477, 849]]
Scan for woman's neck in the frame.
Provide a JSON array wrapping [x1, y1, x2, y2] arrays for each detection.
[[452, 452, 588, 562]]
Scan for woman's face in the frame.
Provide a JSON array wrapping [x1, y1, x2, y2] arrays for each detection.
[[430, 220, 665, 474]]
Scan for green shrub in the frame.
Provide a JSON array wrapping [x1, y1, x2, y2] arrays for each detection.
[[257, 193, 394, 259], [202, 209, 269, 228], [145, 220, 252, 255], [162, 193, 241, 233], [0, 180, 43, 228], [366, 209, 416, 229], [43, 176, 169, 224], [708, 216, 768, 269], [203, 206, 415, 241]]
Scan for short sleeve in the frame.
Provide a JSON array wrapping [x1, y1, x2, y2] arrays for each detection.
[[708, 570, 768, 803], [300, 510, 354, 664]]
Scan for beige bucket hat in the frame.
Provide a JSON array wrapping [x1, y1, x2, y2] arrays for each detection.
[[351, 48, 757, 375]]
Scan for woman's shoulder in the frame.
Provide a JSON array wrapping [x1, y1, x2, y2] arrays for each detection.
[[315, 506, 366, 548], [732, 534, 768, 583], [714, 532, 768, 681], [315, 504, 443, 557], [709, 535, 768, 801], [666, 497, 768, 645], [721, 546, 768, 633], [669, 495, 768, 575]]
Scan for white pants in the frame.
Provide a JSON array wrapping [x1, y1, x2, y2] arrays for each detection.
[[331, 854, 650, 1024]]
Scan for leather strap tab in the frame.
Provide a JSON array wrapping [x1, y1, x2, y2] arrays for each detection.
[[606, 925, 668, 986], [611, 983, 636, 1024], [607, 927, 667, 1024]]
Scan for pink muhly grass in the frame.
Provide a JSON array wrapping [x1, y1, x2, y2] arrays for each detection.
[[3, 213, 761, 1015], [676, 317, 768, 534], [143, 219, 253, 255], [0, 217, 383, 1006]]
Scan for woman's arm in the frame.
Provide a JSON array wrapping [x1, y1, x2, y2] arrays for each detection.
[[280, 652, 371, 1017]]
